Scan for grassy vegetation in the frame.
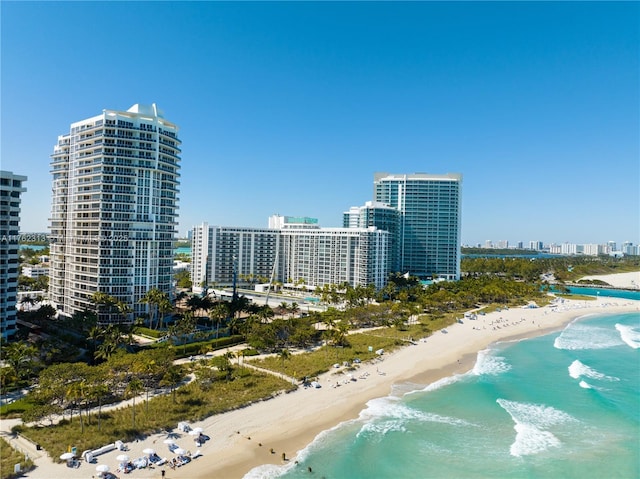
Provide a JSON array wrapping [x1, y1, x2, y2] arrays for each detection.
[[0, 438, 34, 479], [0, 396, 40, 419], [143, 335, 245, 358], [133, 326, 165, 338], [555, 294, 597, 301], [561, 257, 640, 282], [16, 370, 292, 459], [249, 312, 459, 379]]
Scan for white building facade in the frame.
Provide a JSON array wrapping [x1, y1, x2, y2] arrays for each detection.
[[0, 171, 27, 340], [191, 223, 280, 288], [49, 104, 180, 323], [280, 227, 389, 291], [21, 265, 50, 279], [192, 218, 390, 292]]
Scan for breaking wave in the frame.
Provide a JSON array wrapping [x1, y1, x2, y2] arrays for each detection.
[[554, 324, 623, 350], [615, 323, 640, 349], [473, 349, 511, 376], [497, 399, 577, 457], [568, 359, 619, 382]]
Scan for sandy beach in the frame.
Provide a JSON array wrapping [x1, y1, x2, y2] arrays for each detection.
[[9, 292, 639, 479], [578, 271, 640, 289]]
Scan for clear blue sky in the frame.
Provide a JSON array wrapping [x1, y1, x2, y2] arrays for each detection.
[[2, 1, 638, 247]]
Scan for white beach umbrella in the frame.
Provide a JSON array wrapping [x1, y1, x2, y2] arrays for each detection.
[[163, 439, 175, 445], [142, 448, 155, 455], [116, 454, 129, 462], [174, 447, 186, 455], [60, 452, 75, 460], [188, 430, 200, 436], [96, 464, 109, 472], [192, 427, 203, 434]]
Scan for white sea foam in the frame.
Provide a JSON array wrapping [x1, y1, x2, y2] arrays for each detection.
[[359, 396, 471, 429], [579, 380, 593, 389], [356, 419, 407, 440], [497, 399, 576, 457], [554, 324, 624, 350], [510, 423, 561, 456], [615, 323, 640, 349], [243, 462, 291, 479], [568, 359, 619, 382], [473, 349, 511, 376], [421, 373, 463, 392]]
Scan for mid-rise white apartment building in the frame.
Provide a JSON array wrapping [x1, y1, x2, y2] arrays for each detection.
[[582, 244, 603, 256], [21, 264, 50, 279], [192, 217, 390, 291], [280, 226, 389, 290], [191, 223, 280, 288], [343, 201, 400, 272], [529, 241, 544, 251], [1, 171, 27, 340], [49, 104, 180, 323]]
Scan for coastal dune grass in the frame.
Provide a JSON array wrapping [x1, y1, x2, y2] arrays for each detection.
[[17, 371, 293, 460], [249, 314, 459, 379], [0, 437, 34, 479]]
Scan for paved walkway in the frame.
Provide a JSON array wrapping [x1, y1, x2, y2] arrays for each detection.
[[0, 341, 301, 473]]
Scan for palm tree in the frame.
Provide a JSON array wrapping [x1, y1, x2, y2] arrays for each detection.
[[115, 300, 133, 324], [257, 305, 274, 324], [89, 380, 109, 432], [3, 341, 38, 380], [161, 366, 183, 403], [19, 295, 36, 311], [87, 326, 103, 363], [158, 297, 174, 330], [278, 348, 291, 369], [92, 291, 117, 322], [186, 295, 203, 315], [140, 288, 167, 329], [126, 378, 144, 427], [278, 302, 290, 318], [209, 303, 229, 339]]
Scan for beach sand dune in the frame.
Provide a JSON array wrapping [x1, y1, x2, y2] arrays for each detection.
[[578, 271, 640, 289], [12, 296, 639, 479]]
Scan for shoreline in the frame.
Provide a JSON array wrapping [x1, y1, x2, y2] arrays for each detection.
[[17, 296, 640, 479], [187, 297, 640, 479]]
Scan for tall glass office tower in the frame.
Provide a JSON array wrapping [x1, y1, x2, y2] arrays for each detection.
[[49, 104, 180, 323], [373, 172, 462, 281]]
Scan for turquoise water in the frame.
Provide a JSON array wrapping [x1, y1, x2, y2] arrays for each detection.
[[19, 244, 47, 251], [175, 246, 191, 255], [246, 311, 640, 479], [565, 286, 640, 301]]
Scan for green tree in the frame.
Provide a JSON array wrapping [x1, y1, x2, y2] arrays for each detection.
[[161, 366, 184, 403], [140, 288, 168, 329], [174, 270, 192, 289], [2, 341, 39, 380], [209, 303, 229, 339], [278, 348, 291, 368], [125, 377, 144, 427]]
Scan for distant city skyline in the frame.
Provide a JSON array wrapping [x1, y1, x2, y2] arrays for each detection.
[[2, 2, 638, 246]]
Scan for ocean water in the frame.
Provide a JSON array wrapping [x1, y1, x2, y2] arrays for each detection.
[[246, 311, 640, 479]]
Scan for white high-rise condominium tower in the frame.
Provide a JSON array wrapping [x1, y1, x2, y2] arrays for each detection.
[[373, 172, 462, 281], [50, 104, 180, 323], [1, 171, 27, 340]]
